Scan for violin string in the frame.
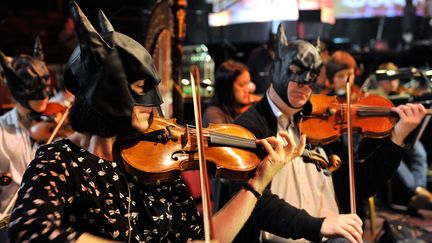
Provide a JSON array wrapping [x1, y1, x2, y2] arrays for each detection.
[[186, 127, 257, 148], [210, 133, 257, 148], [339, 104, 393, 112]]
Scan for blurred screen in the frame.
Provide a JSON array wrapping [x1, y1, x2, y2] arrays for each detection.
[[207, 0, 424, 27], [334, 0, 426, 18], [208, 0, 299, 26]]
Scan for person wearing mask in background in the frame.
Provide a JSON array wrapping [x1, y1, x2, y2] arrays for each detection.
[[368, 62, 432, 212], [8, 2, 305, 242], [229, 24, 427, 243], [204, 58, 362, 243], [0, 36, 51, 242]]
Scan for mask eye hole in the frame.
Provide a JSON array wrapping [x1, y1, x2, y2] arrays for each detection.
[[130, 80, 145, 95], [289, 64, 302, 74]]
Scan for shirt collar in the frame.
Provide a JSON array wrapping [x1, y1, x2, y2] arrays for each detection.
[[266, 90, 291, 129], [4, 108, 21, 128], [267, 90, 282, 118]]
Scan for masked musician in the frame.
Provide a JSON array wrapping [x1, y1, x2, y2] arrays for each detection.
[[8, 2, 305, 243], [0, 36, 52, 241], [228, 24, 427, 243], [368, 62, 432, 212]]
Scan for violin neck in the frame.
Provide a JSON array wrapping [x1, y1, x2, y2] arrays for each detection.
[[357, 108, 432, 117], [209, 133, 257, 149]]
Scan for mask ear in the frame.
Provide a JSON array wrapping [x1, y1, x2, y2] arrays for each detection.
[[69, 0, 109, 64], [33, 35, 45, 61], [315, 36, 321, 55], [0, 51, 18, 83], [276, 24, 289, 59], [98, 10, 115, 33]]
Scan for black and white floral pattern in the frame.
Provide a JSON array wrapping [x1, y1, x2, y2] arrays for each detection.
[[9, 139, 203, 242]]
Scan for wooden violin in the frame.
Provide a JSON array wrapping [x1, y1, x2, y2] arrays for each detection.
[[299, 94, 432, 145], [29, 102, 73, 143], [120, 116, 261, 184], [120, 116, 331, 184]]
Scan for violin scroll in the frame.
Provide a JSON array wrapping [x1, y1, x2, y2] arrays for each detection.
[[302, 150, 341, 174]]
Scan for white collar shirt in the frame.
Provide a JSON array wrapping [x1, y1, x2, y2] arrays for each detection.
[[0, 108, 37, 216], [263, 94, 339, 242]]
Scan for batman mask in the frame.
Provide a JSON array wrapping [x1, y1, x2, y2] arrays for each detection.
[[64, 1, 163, 121], [271, 24, 322, 109], [0, 36, 51, 111]]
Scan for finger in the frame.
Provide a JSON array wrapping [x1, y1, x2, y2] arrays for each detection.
[[278, 131, 295, 150], [401, 104, 414, 118], [265, 135, 284, 154], [350, 214, 363, 228], [341, 223, 363, 243], [392, 105, 408, 121], [407, 103, 427, 118], [257, 138, 276, 156], [348, 218, 363, 241], [336, 227, 357, 243], [297, 134, 307, 156]]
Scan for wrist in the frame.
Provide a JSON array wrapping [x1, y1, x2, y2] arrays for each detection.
[[247, 178, 265, 195], [242, 182, 262, 199], [390, 130, 407, 148]]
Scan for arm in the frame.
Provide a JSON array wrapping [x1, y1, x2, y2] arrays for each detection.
[[331, 103, 428, 209], [8, 147, 85, 242], [211, 132, 306, 243]]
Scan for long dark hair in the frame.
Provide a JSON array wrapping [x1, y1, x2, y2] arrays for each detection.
[[212, 60, 248, 118]]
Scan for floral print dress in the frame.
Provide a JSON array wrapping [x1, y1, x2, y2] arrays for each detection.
[[8, 139, 203, 242]]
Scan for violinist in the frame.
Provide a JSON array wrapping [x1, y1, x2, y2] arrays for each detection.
[[187, 60, 259, 212], [324, 50, 362, 100], [203, 60, 257, 127], [367, 62, 432, 212], [28, 77, 75, 144], [0, 36, 51, 242], [8, 2, 305, 242], [229, 24, 427, 243]]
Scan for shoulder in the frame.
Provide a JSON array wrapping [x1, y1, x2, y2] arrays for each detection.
[[235, 100, 273, 138], [0, 108, 18, 127], [203, 105, 232, 125], [30, 140, 74, 170], [204, 106, 224, 116]]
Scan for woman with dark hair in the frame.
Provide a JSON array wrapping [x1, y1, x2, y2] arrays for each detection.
[[8, 2, 304, 243], [203, 60, 254, 126]]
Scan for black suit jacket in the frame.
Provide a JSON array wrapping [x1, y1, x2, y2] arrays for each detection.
[[231, 94, 406, 242]]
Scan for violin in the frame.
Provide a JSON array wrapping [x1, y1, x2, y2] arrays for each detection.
[[120, 116, 331, 184], [299, 94, 432, 145], [29, 102, 73, 143], [120, 116, 261, 183]]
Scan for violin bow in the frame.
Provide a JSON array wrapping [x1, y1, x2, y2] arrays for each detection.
[[46, 103, 72, 144], [345, 76, 357, 214], [190, 66, 214, 241]]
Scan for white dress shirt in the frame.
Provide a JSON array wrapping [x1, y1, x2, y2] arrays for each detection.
[[262, 95, 339, 243], [0, 108, 37, 216]]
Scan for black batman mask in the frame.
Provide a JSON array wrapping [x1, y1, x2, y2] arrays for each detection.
[[271, 24, 322, 109], [0, 36, 51, 111], [64, 1, 163, 121]]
